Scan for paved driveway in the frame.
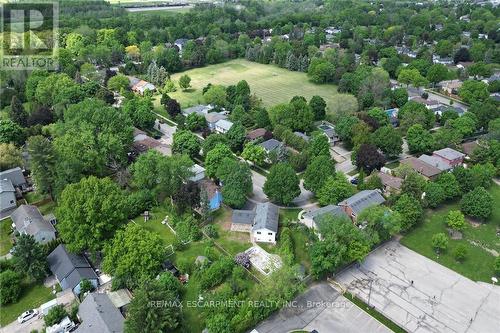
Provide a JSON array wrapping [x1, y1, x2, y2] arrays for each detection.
[[335, 241, 500, 333], [154, 119, 176, 145], [253, 282, 391, 333]]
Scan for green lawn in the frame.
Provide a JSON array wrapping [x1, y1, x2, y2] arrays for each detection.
[[211, 207, 252, 255], [36, 200, 56, 216], [132, 205, 177, 246], [159, 59, 355, 113], [0, 280, 55, 326], [0, 218, 13, 256], [401, 184, 500, 283], [24, 191, 48, 204]]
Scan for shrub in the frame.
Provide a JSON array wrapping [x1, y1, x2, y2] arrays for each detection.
[[460, 187, 493, 220], [431, 233, 448, 254], [198, 257, 234, 290], [279, 228, 295, 265], [453, 244, 467, 262], [44, 305, 68, 326], [0, 269, 21, 305], [446, 210, 466, 231], [203, 225, 218, 238], [494, 257, 500, 276]]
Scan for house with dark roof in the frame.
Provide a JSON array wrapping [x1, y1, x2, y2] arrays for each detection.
[[0, 179, 16, 213], [11, 205, 56, 244], [338, 190, 385, 222], [75, 292, 124, 333], [400, 157, 442, 180], [47, 244, 98, 295], [373, 172, 403, 194], [0, 167, 27, 191], [300, 205, 349, 233], [231, 203, 279, 243]]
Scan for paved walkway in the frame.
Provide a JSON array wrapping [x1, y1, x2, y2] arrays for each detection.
[[335, 241, 500, 333], [253, 282, 391, 333]]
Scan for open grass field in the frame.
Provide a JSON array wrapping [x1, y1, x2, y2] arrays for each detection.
[[401, 184, 500, 283], [0, 280, 55, 326], [161, 59, 357, 113]]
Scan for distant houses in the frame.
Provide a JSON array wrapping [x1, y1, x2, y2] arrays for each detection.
[[259, 138, 284, 163], [127, 76, 156, 95], [317, 121, 340, 144], [231, 202, 279, 243], [11, 205, 56, 244], [132, 128, 171, 157], [246, 128, 272, 142], [400, 147, 465, 180], [181, 105, 234, 134]]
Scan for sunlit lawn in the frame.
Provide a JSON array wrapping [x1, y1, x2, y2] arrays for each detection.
[[0, 218, 13, 256], [401, 184, 500, 282], [156, 59, 352, 113], [132, 205, 177, 246], [0, 280, 55, 326]]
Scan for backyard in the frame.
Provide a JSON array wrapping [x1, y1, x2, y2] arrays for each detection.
[[158, 59, 356, 114], [0, 218, 13, 256], [401, 184, 500, 282]]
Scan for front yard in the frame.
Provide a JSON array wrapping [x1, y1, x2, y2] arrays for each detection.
[[401, 184, 500, 282]]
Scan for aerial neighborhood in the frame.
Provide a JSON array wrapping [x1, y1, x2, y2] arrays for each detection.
[[0, 1, 499, 333]]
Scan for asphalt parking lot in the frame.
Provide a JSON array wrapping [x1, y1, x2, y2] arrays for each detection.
[[253, 282, 391, 333], [335, 241, 500, 333]]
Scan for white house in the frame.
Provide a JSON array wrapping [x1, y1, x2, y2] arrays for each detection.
[[231, 203, 279, 244], [214, 119, 233, 134]]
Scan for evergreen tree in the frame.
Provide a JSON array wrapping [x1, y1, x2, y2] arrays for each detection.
[[9, 96, 28, 127]]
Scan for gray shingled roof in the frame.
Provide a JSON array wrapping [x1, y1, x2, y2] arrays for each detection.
[[75, 293, 124, 333], [47, 244, 97, 291], [418, 154, 452, 171], [0, 179, 15, 193], [433, 148, 465, 161], [303, 205, 348, 222], [11, 205, 55, 236], [259, 139, 282, 152], [0, 167, 25, 187], [232, 209, 255, 225], [252, 203, 279, 233], [339, 190, 385, 215]]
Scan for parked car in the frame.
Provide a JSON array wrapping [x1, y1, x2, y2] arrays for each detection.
[[350, 177, 358, 185], [17, 309, 38, 323]]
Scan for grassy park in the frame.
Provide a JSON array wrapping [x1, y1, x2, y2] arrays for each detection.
[[160, 59, 357, 114], [401, 184, 500, 283]]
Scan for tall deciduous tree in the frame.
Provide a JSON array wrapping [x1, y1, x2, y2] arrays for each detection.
[[263, 163, 300, 205], [172, 130, 200, 158], [56, 176, 128, 253], [216, 158, 252, 208], [460, 186, 493, 220], [309, 95, 326, 120], [355, 144, 386, 173], [317, 173, 356, 206], [393, 193, 423, 231], [303, 155, 336, 193], [372, 126, 403, 158], [205, 144, 234, 178], [103, 223, 166, 289], [406, 124, 434, 154]]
